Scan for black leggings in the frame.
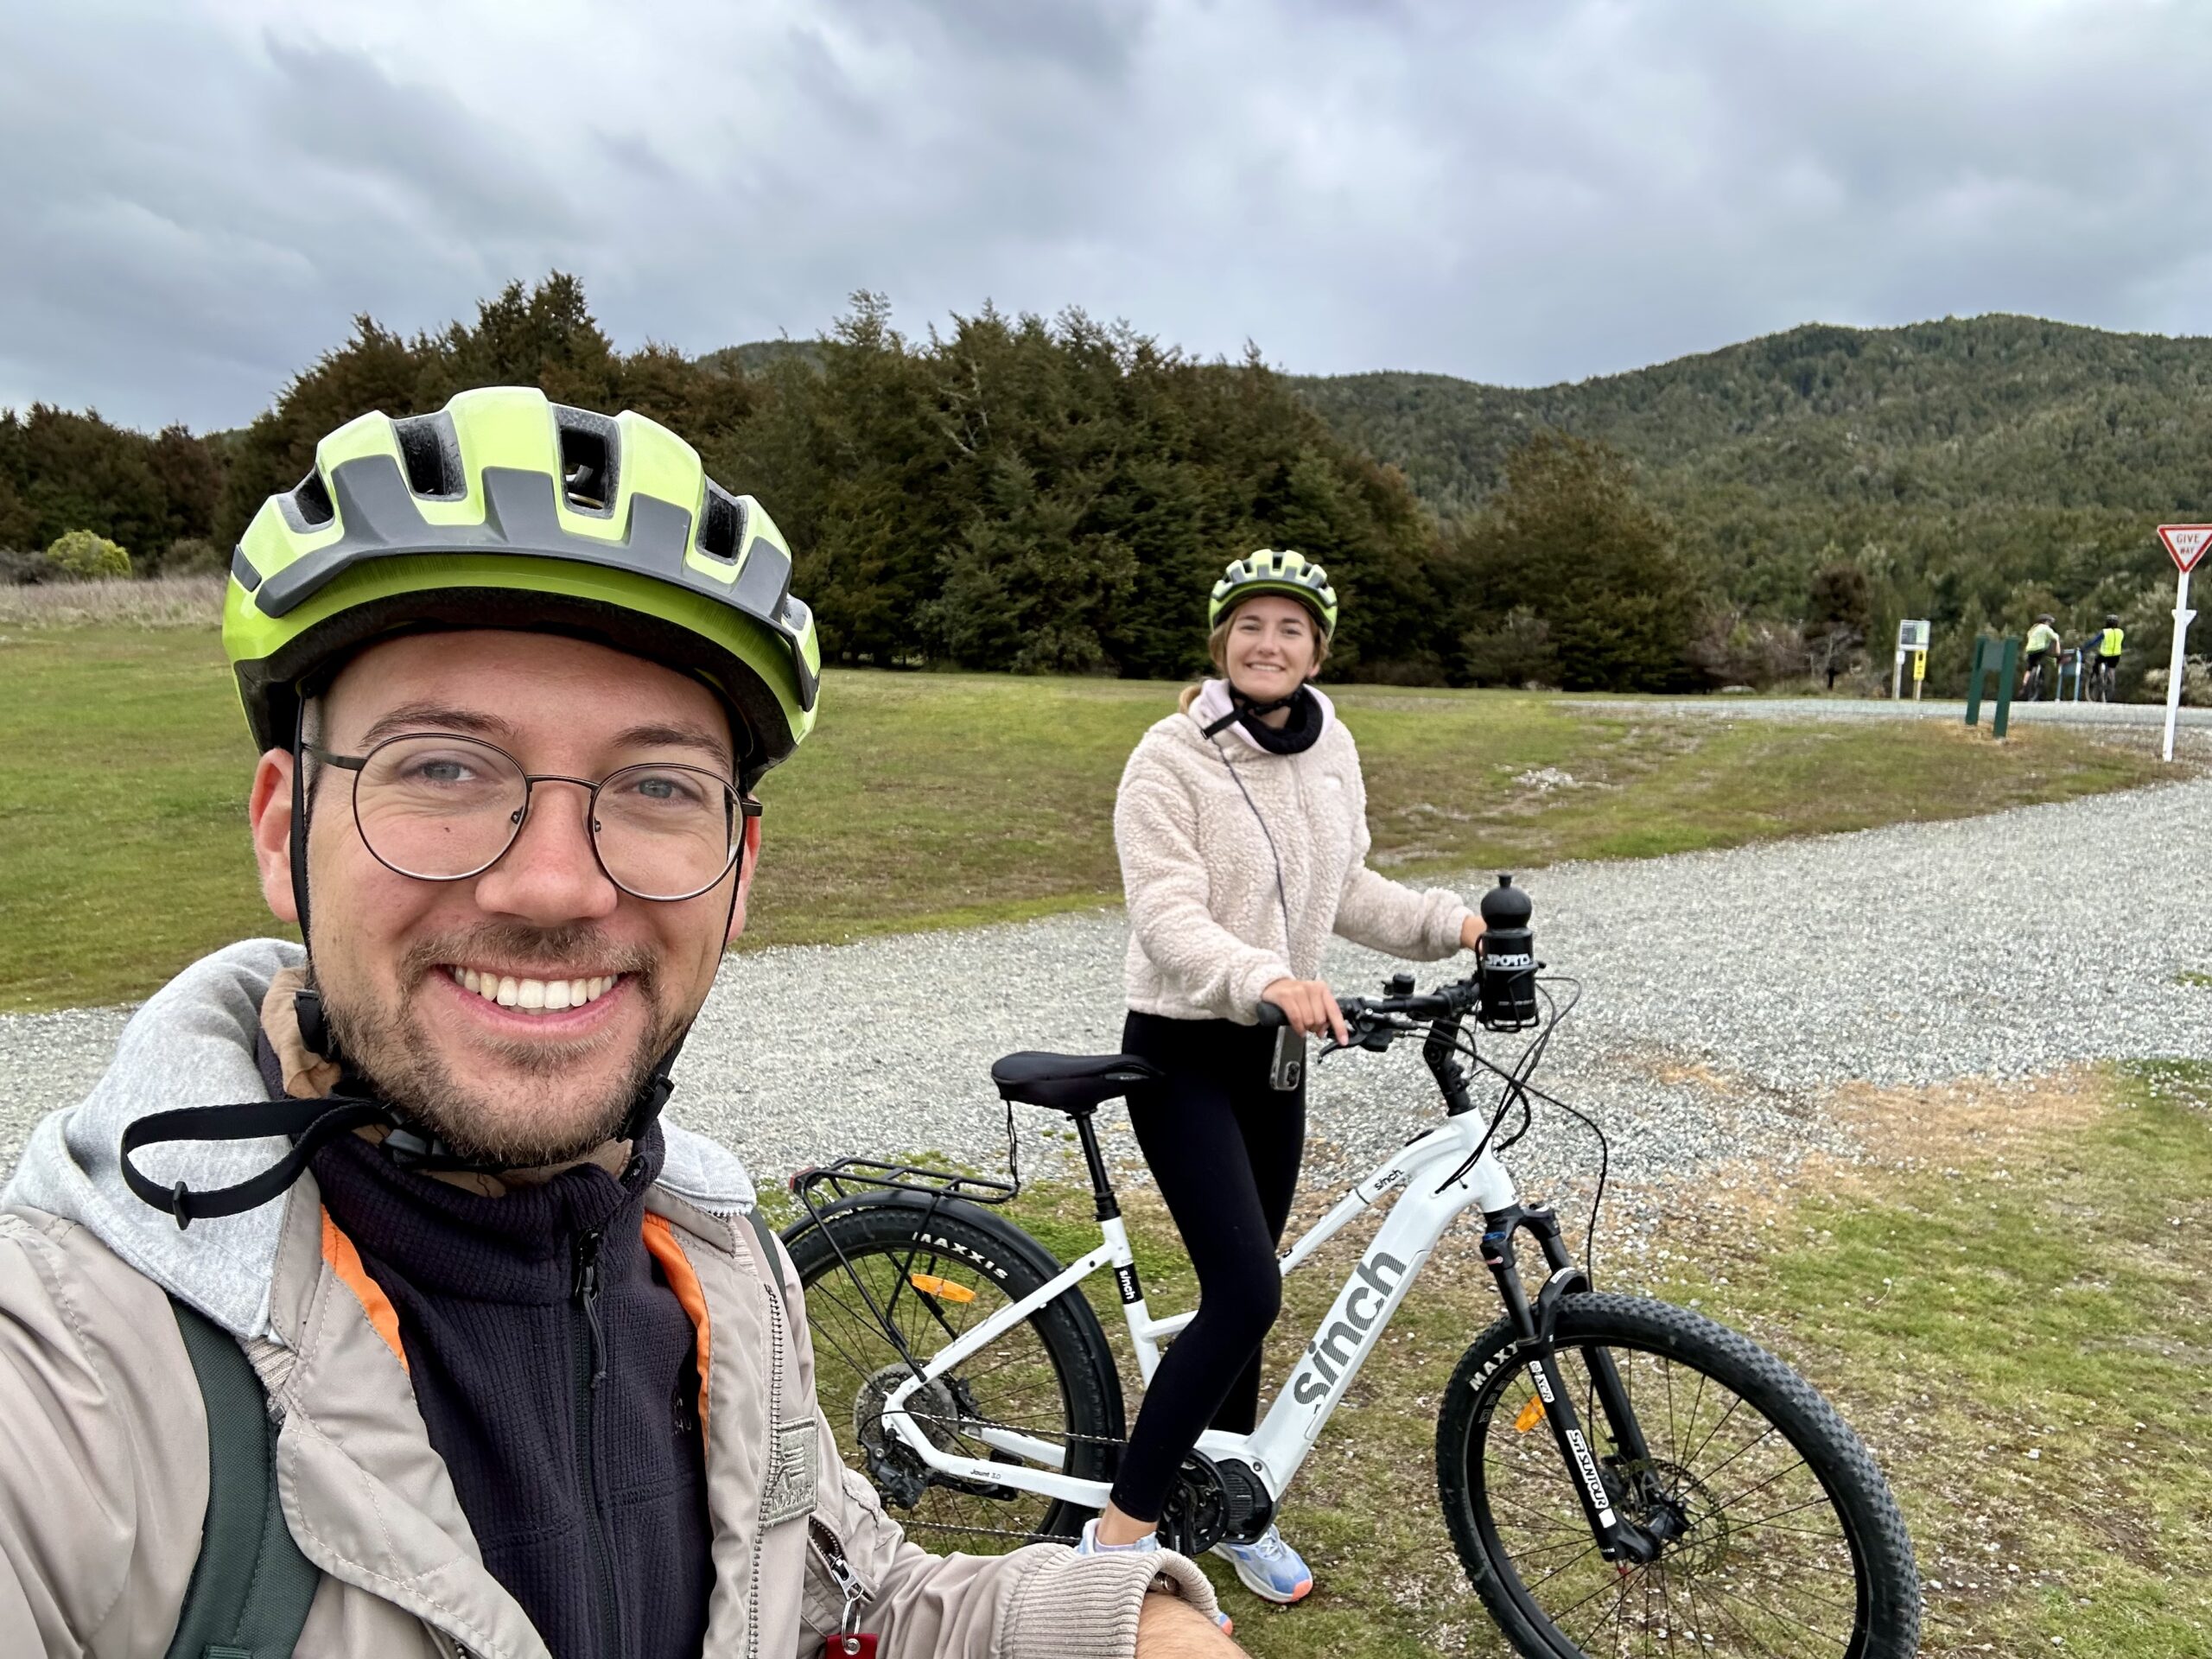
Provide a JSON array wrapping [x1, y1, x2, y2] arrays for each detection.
[[1109, 1010, 1305, 1523]]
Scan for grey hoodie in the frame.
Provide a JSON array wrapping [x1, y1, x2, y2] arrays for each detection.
[[0, 940, 1217, 1659]]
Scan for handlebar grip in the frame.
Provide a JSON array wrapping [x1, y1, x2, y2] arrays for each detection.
[[1254, 1002, 1288, 1028]]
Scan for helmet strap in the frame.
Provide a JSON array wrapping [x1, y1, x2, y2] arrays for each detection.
[[287, 697, 339, 1069]]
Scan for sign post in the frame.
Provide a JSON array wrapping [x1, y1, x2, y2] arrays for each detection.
[[2154, 525, 2209, 762], [1894, 619, 1930, 701]]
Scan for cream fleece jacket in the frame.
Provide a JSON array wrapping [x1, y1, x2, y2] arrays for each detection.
[[1115, 689, 1475, 1022]]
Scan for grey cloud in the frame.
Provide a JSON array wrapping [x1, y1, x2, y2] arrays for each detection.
[[261, 35, 585, 243], [9, 0, 2212, 431]]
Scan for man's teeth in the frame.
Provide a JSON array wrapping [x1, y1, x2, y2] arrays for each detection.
[[450, 967, 619, 1012]]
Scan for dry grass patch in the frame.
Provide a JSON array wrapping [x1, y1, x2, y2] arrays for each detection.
[[0, 575, 223, 630]]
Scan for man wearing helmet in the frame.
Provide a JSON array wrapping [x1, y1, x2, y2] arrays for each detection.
[[0, 389, 1229, 1656]]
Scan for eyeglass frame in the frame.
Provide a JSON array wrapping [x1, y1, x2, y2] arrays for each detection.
[[302, 731, 762, 903]]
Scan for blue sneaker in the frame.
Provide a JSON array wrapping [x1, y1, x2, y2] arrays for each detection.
[[1213, 1523, 1313, 1604], [1077, 1520, 1235, 1632]]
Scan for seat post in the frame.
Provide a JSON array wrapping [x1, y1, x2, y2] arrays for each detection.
[[1071, 1111, 1120, 1220]]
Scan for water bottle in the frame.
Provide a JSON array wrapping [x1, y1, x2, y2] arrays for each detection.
[[1477, 874, 1538, 1030]]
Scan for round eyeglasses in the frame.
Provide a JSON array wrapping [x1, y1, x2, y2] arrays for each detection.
[[305, 733, 759, 903]]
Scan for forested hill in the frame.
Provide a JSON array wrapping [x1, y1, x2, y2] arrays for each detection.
[[1292, 315, 2212, 626], [1291, 315, 2212, 518]]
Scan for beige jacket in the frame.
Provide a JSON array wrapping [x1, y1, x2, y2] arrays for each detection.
[[0, 941, 1216, 1658], [1115, 689, 1474, 1022]]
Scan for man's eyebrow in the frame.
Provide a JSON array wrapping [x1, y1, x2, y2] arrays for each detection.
[[346, 707, 734, 777], [613, 722, 736, 776], [356, 704, 519, 748]]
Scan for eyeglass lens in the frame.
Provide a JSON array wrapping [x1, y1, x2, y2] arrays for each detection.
[[351, 734, 740, 900]]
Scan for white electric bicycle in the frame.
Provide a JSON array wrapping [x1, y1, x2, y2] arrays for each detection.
[[784, 898, 1921, 1657]]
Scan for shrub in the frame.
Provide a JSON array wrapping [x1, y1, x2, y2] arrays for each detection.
[[1688, 607, 1812, 689], [1460, 607, 1559, 688], [0, 549, 59, 585], [45, 529, 132, 581]]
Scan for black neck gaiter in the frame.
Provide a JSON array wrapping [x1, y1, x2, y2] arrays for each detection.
[[1206, 683, 1325, 755]]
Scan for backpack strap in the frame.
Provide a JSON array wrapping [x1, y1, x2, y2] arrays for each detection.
[[741, 1205, 785, 1322], [165, 1298, 320, 1659]]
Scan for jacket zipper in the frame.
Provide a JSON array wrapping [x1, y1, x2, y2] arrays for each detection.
[[807, 1517, 874, 1650], [570, 1226, 621, 1658], [746, 1224, 786, 1659]]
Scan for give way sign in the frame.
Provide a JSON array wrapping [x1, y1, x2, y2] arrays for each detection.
[[2157, 524, 2212, 572]]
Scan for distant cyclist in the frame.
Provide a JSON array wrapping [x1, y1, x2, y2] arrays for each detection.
[[2094, 613, 2126, 702], [1089, 550, 1485, 1603], [2021, 613, 2060, 701]]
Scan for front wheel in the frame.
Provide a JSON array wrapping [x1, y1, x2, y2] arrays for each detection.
[[1437, 1293, 1920, 1658]]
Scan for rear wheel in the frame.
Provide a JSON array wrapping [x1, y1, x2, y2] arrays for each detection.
[[785, 1197, 1123, 1548], [1437, 1293, 1920, 1658]]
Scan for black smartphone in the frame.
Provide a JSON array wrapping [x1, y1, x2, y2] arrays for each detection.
[[1269, 1024, 1306, 1091]]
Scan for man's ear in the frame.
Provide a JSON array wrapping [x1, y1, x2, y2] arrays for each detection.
[[248, 748, 301, 925], [725, 813, 763, 945]]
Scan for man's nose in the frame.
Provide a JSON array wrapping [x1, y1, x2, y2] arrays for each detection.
[[470, 781, 620, 922]]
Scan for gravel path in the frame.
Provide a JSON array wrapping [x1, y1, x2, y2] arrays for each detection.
[[5, 774, 2208, 1213], [1575, 693, 2212, 731]]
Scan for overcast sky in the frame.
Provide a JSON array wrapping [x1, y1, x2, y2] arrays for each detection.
[[6, 0, 2211, 432]]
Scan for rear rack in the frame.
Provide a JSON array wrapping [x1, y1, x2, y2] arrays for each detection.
[[789, 1155, 1017, 1211], [785, 1155, 1019, 1385]]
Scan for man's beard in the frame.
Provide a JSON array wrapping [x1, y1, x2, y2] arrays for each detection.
[[317, 923, 682, 1167]]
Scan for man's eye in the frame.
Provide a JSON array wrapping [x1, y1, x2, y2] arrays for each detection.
[[620, 772, 709, 806], [410, 760, 476, 785]]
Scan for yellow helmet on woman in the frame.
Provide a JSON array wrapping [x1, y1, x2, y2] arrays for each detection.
[[1209, 550, 1337, 640]]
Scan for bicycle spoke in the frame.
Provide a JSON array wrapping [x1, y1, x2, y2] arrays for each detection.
[[1682, 1393, 1747, 1471], [1688, 1420, 1781, 1491], [1473, 1331, 1873, 1659], [1696, 1575, 1851, 1648]]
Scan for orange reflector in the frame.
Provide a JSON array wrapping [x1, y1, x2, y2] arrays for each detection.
[[909, 1272, 976, 1303], [1514, 1395, 1547, 1433]]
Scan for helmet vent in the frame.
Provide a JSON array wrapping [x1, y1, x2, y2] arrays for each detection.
[[698, 485, 743, 562], [292, 469, 335, 528], [393, 414, 462, 499], [554, 408, 620, 515]]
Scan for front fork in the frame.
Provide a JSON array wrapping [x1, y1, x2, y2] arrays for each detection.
[[1479, 1205, 1678, 1566]]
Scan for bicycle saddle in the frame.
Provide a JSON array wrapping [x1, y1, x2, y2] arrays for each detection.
[[990, 1052, 1163, 1116]]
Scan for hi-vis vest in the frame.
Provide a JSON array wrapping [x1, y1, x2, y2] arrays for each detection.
[[2100, 627, 2125, 658]]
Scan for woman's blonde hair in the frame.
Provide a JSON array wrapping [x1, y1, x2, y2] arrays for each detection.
[[1178, 596, 1330, 711]]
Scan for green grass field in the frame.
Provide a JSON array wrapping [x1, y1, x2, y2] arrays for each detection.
[[0, 626, 2171, 1010], [804, 1064, 2211, 1656]]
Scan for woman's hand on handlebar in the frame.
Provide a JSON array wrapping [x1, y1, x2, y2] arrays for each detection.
[[1262, 978, 1350, 1045]]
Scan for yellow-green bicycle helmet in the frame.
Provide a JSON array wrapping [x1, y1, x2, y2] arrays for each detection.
[[223, 385, 820, 785], [1209, 549, 1338, 640]]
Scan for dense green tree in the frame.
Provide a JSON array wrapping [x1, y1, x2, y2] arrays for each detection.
[[17, 281, 2204, 702], [1805, 563, 1872, 685], [1442, 435, 1699, 691]]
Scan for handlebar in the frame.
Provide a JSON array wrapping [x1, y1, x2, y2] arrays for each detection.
[[1255, 974, 1482, 1046]]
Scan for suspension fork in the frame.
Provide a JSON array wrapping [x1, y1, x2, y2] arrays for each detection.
[[1479, 1205, 1669, 1564]]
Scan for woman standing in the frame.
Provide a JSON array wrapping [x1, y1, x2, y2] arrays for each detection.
[[1077, 550, 1484, 1602]]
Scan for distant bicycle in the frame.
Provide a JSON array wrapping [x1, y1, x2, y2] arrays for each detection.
[[784, 880, 1923, 1658]]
